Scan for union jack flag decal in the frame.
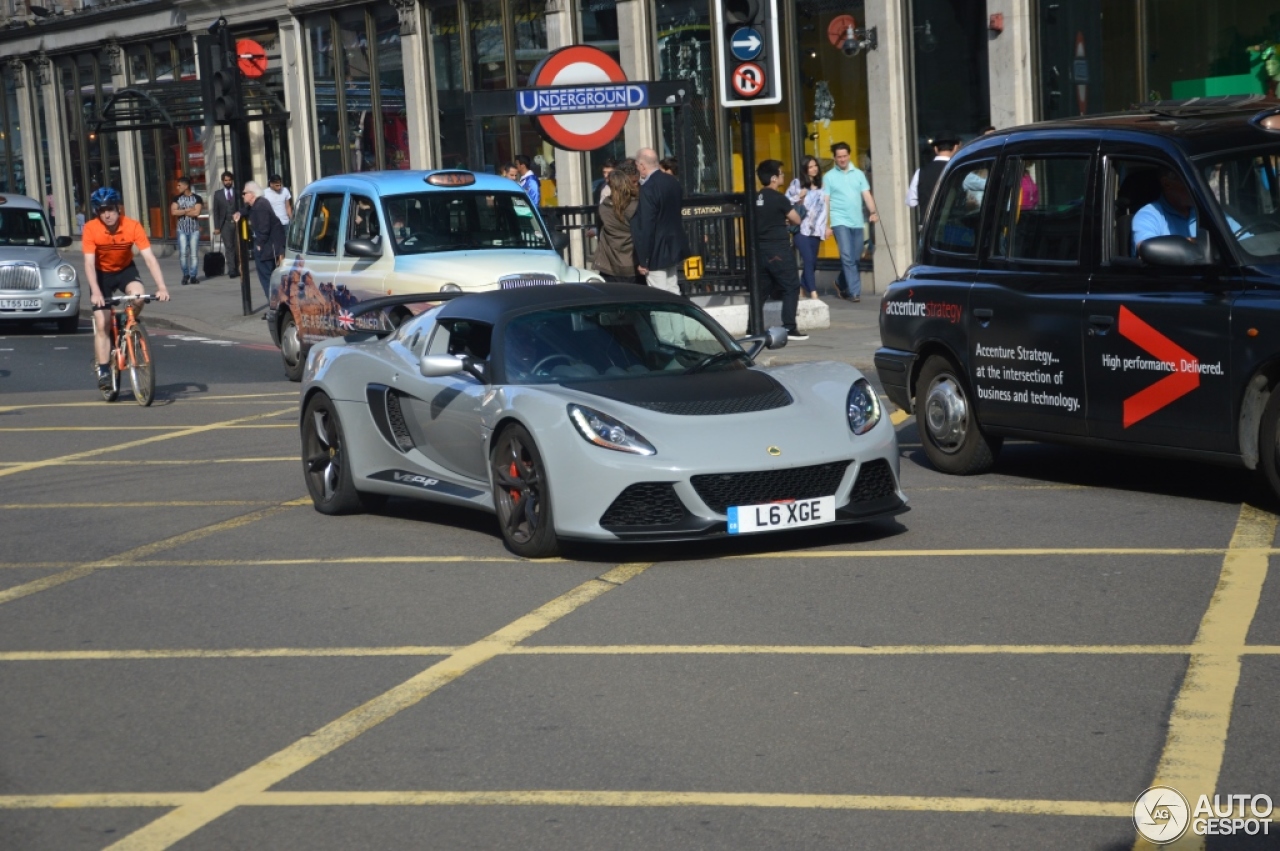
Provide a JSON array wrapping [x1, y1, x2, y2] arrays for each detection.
[[337, 309, 355, 331]]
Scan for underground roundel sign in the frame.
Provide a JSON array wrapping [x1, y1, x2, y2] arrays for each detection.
[[521, 46, 639, 152]]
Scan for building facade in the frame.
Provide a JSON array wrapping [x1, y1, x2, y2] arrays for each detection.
[[1, 0, 1275, 289]]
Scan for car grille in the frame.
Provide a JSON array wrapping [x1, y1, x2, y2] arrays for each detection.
[[849, 459, 896, 503], [0, 263, 40, 292], [498, 273, 558, 290], [691, 461, 852, 513], [600, 482, 688, 527], [631, 387, 792, 416]]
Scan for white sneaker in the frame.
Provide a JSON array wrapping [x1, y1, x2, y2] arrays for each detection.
[[788, 332, 809, 342]]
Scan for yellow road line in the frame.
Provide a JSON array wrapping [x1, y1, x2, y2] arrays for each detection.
[[911, 484, 1089, 492], [733, 548, 1232, 559], [0, 794, 198, 809], [0, 498, 310, 606], [1134, 504, 1277, 851], [889, 408, 910, 425], [0, 425, 291, 432], [6, 644, 1279, 663], [0, 501, 278, 509], [0, 408, 294, 480], [0, 555, 532, 569], [0, 393, 296, 413], [105, 562, 654, 851], [0, 458, 297, 466]]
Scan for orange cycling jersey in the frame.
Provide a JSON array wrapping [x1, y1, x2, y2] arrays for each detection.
[[83, 216, 151, 273]]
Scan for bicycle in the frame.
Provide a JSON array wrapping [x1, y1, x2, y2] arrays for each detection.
[[92, 293, 156, 405]]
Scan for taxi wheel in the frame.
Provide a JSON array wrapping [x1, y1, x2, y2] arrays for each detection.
[[1258, 389, 1280, 501], [280, 312, 305, 382], [916, 355, 1001, 475], [490, 424, 560, 559]]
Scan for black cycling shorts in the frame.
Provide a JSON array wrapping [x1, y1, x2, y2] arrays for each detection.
[[98, 263, 143, 296]]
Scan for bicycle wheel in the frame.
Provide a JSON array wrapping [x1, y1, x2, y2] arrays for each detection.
[[126, 322, 155, 406]]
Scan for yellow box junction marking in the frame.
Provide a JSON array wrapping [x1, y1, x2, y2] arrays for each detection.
[[0, 392, 295, 414], [102, 562, 654, 850], [1133, 503, 1277, 851]]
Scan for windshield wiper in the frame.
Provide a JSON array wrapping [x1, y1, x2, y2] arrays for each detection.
[[684, 349, 752, 375]]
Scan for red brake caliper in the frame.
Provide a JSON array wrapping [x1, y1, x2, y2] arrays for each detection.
[[509, 461, 520, 503]]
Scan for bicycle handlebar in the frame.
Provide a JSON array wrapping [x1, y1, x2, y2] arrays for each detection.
[[93, 294, 157, 311]]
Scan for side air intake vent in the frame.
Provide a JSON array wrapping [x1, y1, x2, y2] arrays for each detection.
[[366, 384, 417, 452]]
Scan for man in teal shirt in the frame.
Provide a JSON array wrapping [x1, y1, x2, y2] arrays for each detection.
[[825, 142, 881, 301]]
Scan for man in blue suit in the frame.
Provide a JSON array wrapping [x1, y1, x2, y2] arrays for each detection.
[[632, 148, 688, 293]]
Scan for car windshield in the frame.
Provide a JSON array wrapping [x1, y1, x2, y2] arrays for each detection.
[[0, 207, 53, 247], [1198, 146, 1280, 263], [382, 190, 550, 255], [501, 302, 742, 385]]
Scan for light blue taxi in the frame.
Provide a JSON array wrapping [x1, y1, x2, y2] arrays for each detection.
[[267, 170, 602, 380]]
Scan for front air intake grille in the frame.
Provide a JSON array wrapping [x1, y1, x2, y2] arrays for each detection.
[[849, 459, 896, 503], [600, 482, 688, 527], [691, 461, 852, 514], [0, 263, 40, 291], [631, 387, 792, 416], [384, 391, 415, 451], [498, 273, 558, 290]]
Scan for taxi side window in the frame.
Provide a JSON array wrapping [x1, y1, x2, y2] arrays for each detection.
[[1107, 159, 1165, 262], [286, 195, 312, 253], [991, 156, 1089, 263], [307, 194, 346, 256], [346, 195, 380, 245], [928, 160, 993, 256]]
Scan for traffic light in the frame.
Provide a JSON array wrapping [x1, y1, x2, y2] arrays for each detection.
[[199, 35, 241, 124], [713, 0, 782, 108], [211, 60, 242, 122]]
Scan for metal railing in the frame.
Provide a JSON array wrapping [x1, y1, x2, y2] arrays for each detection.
[[546, 193, 750, 296]]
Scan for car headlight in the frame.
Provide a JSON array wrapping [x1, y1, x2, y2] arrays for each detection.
[[568, 404, 656, 455], [57, 264, 76, 282], [439, 282, 462, 293], [846, 378, 882, 435]]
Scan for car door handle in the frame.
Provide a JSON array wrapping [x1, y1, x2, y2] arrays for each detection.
[[973, 308, 993, 319], [1088, 314, 1114, 336]]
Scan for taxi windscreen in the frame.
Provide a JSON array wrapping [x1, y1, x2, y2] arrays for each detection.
[[1200, 147, 1280, 263], [0, 208, 53, 247], [382, 191, 551, 255]]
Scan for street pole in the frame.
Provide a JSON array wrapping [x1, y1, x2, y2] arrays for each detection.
[[741, 108, 761, 335]]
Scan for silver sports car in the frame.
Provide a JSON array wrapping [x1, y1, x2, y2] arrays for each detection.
[[300, 283, 906, 557]]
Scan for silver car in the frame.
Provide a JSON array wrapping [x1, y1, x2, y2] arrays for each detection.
[[0, 194, 78, 332], [299, 283, 907, 558]]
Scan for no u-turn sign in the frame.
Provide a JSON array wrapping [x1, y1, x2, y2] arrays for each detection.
[[732, 63, 766, 98]]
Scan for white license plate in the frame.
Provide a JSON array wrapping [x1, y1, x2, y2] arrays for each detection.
[[0, 298, 40, 310], [727, 496, 837, 535]]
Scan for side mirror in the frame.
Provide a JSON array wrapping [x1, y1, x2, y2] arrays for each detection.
[[550, 231, 569, 252], [734, 326, 789, 360], [345, 238, 382, 258], [55, 235, 72, 248], [1137, 235, 1201, 267], [420, 353, 466, 378]]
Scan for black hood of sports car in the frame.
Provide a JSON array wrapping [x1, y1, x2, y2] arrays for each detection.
[[567, 368, 793, 416]]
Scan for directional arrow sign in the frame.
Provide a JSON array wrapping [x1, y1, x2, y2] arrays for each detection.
[[731, 27, 763, 61], [1118, 305, 1200, 428]]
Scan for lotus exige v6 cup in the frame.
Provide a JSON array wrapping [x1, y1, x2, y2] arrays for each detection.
[[300, 283, 906, 557]]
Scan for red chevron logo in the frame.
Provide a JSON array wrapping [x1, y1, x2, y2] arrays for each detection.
[[1118, 306, 1200, 428]]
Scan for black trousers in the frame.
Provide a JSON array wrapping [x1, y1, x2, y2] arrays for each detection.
[[759, 243, 800, 333]]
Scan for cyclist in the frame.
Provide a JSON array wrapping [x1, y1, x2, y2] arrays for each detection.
[[83, 187, 170, 393]]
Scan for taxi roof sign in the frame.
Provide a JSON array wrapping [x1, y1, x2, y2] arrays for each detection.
[[425, 171, 478, 187]]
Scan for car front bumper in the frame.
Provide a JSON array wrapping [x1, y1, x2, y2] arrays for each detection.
[[0, 287, 80, 323]]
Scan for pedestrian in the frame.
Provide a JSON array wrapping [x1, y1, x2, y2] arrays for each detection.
[[786, 155, 829, 300], [169, 175, 203, 285], [211, 171, 240, 277], [906, 130, 960, 215], [825, 142, 879, 302], [632, 147, 688, 294], [592, 169, 641, 284], [755, 159, 806, 342], [659, 156, 678, 177], [233, 181, 285, 302], [262, 174, 293, 226], [515, 155, 540, 206], [500, 162, 519, 181], [592, 158, 616, 206]]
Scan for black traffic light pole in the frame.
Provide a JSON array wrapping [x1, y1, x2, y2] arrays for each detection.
[[741, 108, 762, 336]]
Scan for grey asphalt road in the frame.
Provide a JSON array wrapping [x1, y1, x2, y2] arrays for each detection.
[[0, 331, 1277, 851]]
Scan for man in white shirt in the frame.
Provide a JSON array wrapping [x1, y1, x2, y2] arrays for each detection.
[[906, 130, 960, 213], [262, 174, 292, 226]]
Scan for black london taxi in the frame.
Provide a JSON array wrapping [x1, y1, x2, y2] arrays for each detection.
[[875, 96, 1280, 497]]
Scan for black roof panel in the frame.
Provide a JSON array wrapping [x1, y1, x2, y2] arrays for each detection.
[[437, 282, 691, 325]]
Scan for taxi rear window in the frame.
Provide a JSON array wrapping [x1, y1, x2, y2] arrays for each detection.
[[383, 191, 550, 255]]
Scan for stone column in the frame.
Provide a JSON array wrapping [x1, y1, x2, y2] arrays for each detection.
[[8, 58, 41, 200], [35, 55, 74, 240], [864, 0, 914, 294], [105, 40, 146, 235], [617, 0, 656, 154], [391, 0, 435, 170], [987, 1, 1036, 130], [278, 17, 315, 188]]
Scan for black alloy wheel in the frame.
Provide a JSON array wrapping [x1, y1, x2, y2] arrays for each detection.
[[490, 423, 559, 558], [301, 393, 384, 514]]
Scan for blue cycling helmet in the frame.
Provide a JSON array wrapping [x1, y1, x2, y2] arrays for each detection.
[[90, 186, 122, 211]]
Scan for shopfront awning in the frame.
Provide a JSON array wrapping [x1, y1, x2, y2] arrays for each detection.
[[93, 80, 289, 133]]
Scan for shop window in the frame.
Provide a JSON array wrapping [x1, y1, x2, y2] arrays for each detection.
[[929, 161, 992, 255], [657, 0, 719, 193], [911, 0, 990, 148], [992, 157, 1089, 263], [431, 3, 467, 169], [307, 194, 346, 256]]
